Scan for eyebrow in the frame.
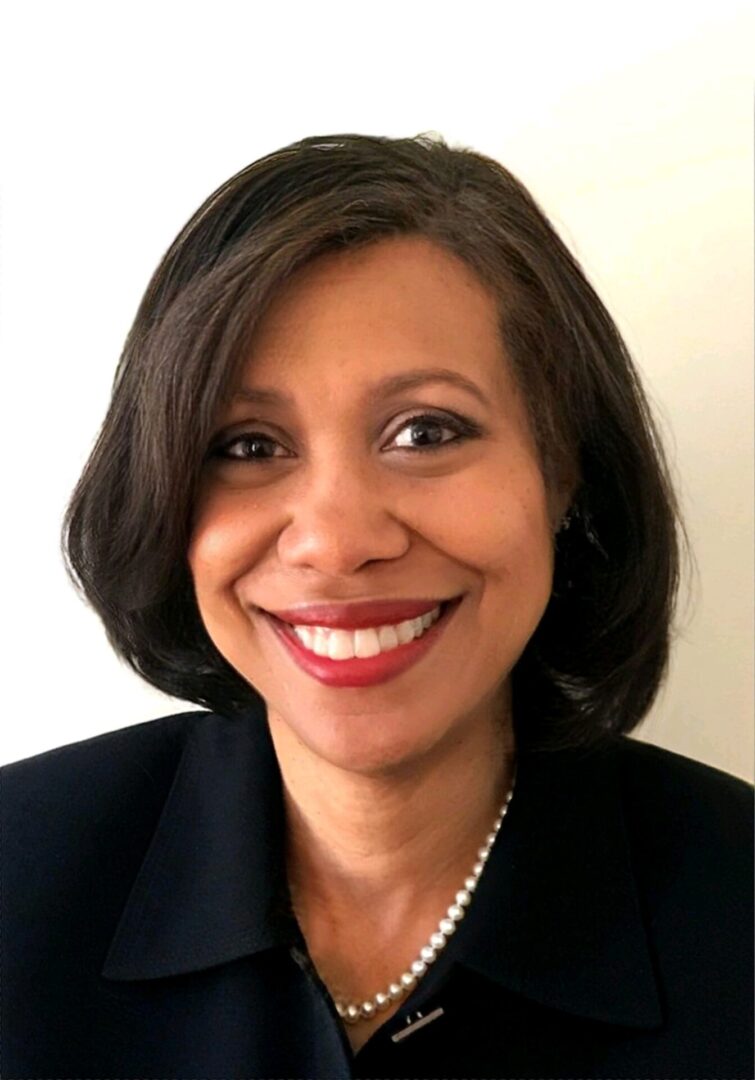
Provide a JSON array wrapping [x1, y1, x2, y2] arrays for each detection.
[[231, 367, 491, 408]]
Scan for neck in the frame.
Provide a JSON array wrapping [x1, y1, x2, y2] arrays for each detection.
[[268, 693, 516, 930]]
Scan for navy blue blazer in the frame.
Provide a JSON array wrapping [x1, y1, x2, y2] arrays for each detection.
[[1, 704, 752, 1078]]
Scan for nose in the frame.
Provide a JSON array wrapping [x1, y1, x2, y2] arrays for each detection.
[[275, 462, 410, 577]]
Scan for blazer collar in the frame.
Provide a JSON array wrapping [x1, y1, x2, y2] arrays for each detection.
[[101, 707, 663, 1030], [102, 708, 295, 981]]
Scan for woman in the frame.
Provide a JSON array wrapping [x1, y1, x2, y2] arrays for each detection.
[[2, 133, 751, 1078]]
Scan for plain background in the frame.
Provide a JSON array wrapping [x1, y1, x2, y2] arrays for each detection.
[[0, 1, 752, 781]]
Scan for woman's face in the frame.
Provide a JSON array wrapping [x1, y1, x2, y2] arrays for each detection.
[[188, 234, 571, 776]]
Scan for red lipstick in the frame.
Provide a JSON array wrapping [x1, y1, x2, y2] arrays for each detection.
[[259, 596, 463, 688], [261, 597, 458, 630]]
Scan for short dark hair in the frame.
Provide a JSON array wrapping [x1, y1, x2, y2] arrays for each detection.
[[60, 131, 685, 752]]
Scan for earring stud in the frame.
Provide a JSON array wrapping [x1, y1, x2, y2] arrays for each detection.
[[558, 508, 574, 533]]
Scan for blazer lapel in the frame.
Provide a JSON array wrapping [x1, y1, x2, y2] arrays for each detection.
[[101, 707, 296, 981], [456, 736, 664, 1028]]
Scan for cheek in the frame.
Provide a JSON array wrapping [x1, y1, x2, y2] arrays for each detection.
[[410, 468, 554, 584], [187, 498, 262, 605], [186, 512, 259, 669], [468, 482, 556, 669]]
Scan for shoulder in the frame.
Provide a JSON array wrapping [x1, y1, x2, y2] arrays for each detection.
[[0, 710, 211, 843], [611, 734, 752, 926], [606, 735, 753, 1060], [614, 734, 753, 839], [1, 708, 204, 778], [2, 707, 206, 764], [0, 710, 224, 940]]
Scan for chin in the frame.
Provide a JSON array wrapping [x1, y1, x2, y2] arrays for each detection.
[[292, 708, 455, 778]]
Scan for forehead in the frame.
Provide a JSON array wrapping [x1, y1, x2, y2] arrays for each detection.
[[235, 234, 511, 402]]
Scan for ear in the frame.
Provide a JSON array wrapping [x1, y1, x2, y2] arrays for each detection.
[[548, 454, 580, 534]]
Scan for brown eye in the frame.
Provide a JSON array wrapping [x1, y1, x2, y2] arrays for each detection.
[[386, 412, 481, 453], [210, 433, 287, 462]]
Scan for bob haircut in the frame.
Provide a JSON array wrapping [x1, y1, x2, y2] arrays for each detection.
[[61, 132, 684, 753]]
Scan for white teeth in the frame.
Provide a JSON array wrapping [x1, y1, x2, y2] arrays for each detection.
[[354, 627, 382, 659], [377, 624, 400, 650], [291, 605, 444, 660]]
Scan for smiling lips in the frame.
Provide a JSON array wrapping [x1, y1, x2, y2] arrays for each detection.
[[259, 596, 463, 688]]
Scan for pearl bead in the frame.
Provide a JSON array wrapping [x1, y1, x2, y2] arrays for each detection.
[[328, 782, 516, 1027]]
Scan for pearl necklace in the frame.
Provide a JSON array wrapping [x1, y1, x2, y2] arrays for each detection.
[[296, 767, 517, 1026]]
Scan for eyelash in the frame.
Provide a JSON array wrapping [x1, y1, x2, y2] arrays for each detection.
[[210, 411, 481, 464]]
